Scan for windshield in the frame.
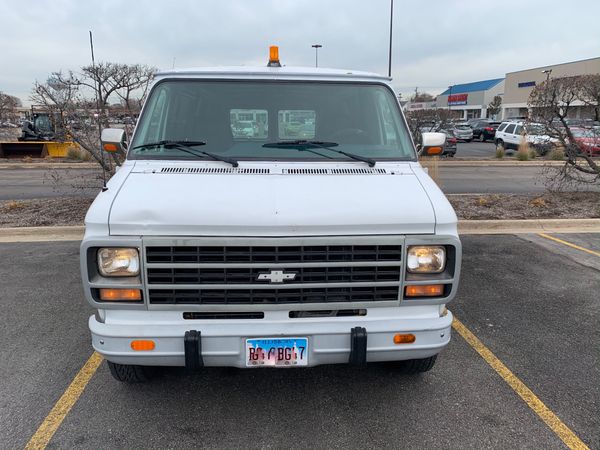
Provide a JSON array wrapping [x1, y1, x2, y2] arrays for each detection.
[[526, 124, 546, 135], [129, 80, 415, 161], [571, 128, 598, 138]]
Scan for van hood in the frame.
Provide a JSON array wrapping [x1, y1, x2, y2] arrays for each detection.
[[107, 163, 436, 236]]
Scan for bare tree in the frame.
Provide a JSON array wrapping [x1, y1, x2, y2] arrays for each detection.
[[31, 63, 157, 171], [0, 92, 21, 122], [528, 75, 599, 186], [410, 90, 435, 102], [112, 64, 155, 112], [577, 74, 600, 121], [405, 108, 454, 146], [487, 95, 502, 118]]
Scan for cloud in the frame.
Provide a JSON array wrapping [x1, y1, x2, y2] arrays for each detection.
[[0, 0, 598, 103]]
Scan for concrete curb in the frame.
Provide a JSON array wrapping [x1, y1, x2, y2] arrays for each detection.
[[1, 220, 599, 242], [0, 226, 85, 242], [436, 160, 565, 167], [458, 219, 600, 234]]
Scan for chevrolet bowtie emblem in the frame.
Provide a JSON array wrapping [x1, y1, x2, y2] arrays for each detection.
[[257, 270, 297, 283]]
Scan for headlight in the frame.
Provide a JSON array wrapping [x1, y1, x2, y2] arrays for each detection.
[[407, 246, 446, 273], [97, 248, 140, 277]]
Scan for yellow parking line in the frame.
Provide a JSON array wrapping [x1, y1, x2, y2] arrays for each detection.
[[452, 318, 589, 450], [24, 352, 103, 450], [538, 233, 600, 257]]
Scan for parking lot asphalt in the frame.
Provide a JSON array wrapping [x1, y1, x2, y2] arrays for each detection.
[[2, 164, 598, 200], [456, 141, 496, 158], [0, 234, 598, 449]]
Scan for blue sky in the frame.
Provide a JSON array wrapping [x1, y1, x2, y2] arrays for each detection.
[[0, 0, 598, 103]]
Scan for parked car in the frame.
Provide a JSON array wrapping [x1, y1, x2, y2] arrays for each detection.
[[494, 121, 558, 155], [570, 127, 600, 156], [470, 120, 501, 142], [439, 129, 457, 157], [449, 123, 473, 142]]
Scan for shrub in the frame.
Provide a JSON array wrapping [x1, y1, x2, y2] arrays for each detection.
[[4, 200, 25, 211], [529, 197, 547, 207], [420, 156, 440, 186], [67, 147, 81, 159], [548, 146, 565, 161], [516, 147, 530, 161], [495, 147, 504, 159]]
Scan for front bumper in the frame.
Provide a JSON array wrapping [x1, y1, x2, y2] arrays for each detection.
[[90, 307, 453, 368]]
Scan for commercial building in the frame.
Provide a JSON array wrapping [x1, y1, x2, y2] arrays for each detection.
[[403, 100, 437, 112], [502, 57, 600, 119], [435, 78, 504, 120]]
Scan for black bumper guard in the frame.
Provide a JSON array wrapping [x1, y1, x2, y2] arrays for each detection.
[[349, 326, 368, 366], [184, 330, 204, 370]]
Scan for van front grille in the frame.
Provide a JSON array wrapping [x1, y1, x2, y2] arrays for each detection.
[[149, 286, 400, 305], [145, 245, 402, 264], [144, 241, 402, 306]]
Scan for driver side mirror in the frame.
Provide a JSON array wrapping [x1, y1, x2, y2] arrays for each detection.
[[100, 128, 127, 153], [419, 132, 446, 156]]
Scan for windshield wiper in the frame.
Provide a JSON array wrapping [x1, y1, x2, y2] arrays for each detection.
[[132, 140, 239, 167], [262, 140, 376, 167]]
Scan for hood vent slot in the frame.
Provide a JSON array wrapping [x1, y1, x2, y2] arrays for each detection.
[[284, 168, 329, 175], [159, 167, 270, 174], [283, 167, 388, 175]]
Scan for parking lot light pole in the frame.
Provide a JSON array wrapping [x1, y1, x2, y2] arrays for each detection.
[[312, 44, 322, 68], [542, 69, 552, 83], [448, 85, 453, 113], [388, 0, 393, 77]]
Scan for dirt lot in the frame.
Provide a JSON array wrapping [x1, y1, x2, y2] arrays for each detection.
[[1, 192, 599, 228], [448, 192, 600, 220], [0, 197, 93, 227]]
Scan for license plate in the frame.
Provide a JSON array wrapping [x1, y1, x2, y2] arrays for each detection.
[[245, 337, 308, 367]]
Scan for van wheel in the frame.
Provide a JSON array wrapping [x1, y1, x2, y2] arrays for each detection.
[[107, 361, 152, 383], [390, 355, 437, 374], [479, 133, 485, 142], [402, 355, 437, 373]]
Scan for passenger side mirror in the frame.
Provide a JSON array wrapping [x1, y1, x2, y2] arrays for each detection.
[[100, 128, 127, 153], [420, 132, 446, 156]]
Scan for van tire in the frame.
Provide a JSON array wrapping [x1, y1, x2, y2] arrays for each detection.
[[402, 355, 437, 373], [479, 133, 485, 142], [107, 361, 152, 383], [390, 355, 437, 374]]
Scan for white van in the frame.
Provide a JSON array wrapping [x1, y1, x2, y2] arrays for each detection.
[[80, 48, 461, 382]]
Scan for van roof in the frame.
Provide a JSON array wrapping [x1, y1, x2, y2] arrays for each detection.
[[155, 66, 391, 83]]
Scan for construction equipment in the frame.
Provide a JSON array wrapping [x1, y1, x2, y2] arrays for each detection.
[[0, 106, 77, 158]]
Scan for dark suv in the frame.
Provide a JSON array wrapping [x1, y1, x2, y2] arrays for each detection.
[[470, 120, 500, 142]]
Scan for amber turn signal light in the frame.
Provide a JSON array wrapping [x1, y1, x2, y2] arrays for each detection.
[[99, 288, 142, 301], [425, 146, 443, 155], [393, 334, 416, 344], [131, 340, 155, 351], [102, 143, 118, 152], [405, 284, 444, 297]]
